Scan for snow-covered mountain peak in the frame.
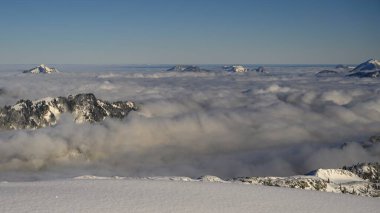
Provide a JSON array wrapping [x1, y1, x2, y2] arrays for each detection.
[[351, 58, 380, 72], [306, 169, 363, 184], [366, 59, 378, 63], [223, 65, 248, 73], [197, 175, 226, 183], [23, 64, 59, 74]]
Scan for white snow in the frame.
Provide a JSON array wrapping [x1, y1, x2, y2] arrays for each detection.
[[311, 169, 364, 184], [197, 175, 227, 183], [11, 102, 25, 110], [0, 179, 378, 213], [232, 65, 247, 72], [74, 175, 125, 180], [224, 65, 248, 72]]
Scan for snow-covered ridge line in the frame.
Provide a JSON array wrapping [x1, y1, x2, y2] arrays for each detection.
[[0, 93, 138, 130], [74, 162, 380, 197]]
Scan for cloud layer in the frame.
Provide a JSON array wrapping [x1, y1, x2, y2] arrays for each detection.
[[0, 65, 379, 180]]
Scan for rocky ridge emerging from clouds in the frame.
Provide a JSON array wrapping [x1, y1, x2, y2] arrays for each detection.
[[0, 93, 137, 130], [351, 59, 380, 72]]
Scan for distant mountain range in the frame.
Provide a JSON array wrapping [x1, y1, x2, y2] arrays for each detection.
[[314, 59, 380, 78]]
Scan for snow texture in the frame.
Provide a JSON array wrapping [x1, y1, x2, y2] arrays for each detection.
[[0, 179, 378, 213]]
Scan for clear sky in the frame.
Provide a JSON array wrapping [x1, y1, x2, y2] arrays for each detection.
[[0, 0, 379, 64]]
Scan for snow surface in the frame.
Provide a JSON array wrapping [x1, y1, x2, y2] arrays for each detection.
[[311, 169, 363, 183], [0, 179, 378, 213]]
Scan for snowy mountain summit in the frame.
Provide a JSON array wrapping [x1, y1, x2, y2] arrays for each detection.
[[306, 169, 363, 183], [23, 64, 59, 74], [0, 93, 137, 130], [223, 65, 248, 73], [351, 59, 380, 72], [347, 59, 380, 78]]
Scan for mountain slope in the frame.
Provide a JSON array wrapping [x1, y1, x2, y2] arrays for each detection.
[[351, 59, 380, 72]]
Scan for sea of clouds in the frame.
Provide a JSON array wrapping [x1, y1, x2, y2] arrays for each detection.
[[0, 65, 379, 181]]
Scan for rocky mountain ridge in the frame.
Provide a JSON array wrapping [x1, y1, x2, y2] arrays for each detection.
[[0, 93, 137, 130], [128, 162, 379, 197]]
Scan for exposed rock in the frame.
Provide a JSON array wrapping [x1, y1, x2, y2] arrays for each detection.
[[229, 163, 380, 197], [0, 93, 137, 130], [167, 65, 203, 72], [139, 162, 380, 197], [255, 66, 266, 73], [369, 135, 380, 144], [342, 162, 380, 183], [231, 176, 329, 191]]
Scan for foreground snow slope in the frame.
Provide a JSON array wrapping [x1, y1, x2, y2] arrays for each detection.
[[0, 179, 378, 213]]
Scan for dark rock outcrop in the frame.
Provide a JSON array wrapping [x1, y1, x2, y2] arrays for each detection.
[[347, 70, 380, 78], [255, 66, 266, 73], [316, 70, 339, 77], [343, 162, 380, 183], [167, 65, 203, 72]]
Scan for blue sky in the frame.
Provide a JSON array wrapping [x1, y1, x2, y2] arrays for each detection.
[[0, 0, 379, 64]]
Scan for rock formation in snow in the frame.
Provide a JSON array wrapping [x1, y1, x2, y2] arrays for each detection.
[[231, 163, 380, 197], [0, 93, 137, 130]]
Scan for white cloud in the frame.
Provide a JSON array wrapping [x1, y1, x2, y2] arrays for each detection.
[[0, 66, 379, 180]]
